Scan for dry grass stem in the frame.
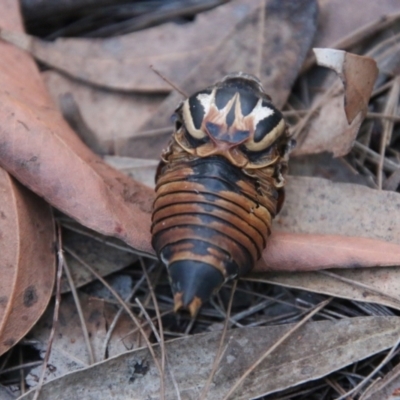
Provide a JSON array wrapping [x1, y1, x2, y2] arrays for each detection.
[[32, 227, 64, 400], [62, 258, 95, 364], [199, 280, 237, 400]]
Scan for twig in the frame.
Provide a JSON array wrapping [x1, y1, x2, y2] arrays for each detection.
[[139, 258, 166, 399], [62, 258, 95, 364], [32, 225, 64, 400], [101, 271, 149, 360], [221, 298, 331, 400], [150, 65, 187, 97]]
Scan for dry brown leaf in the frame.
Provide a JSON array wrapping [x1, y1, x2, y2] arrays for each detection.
[[118, 0, 318, 159], [0, 167, 55, 356], [260, 232, 400, 272], [42, 71, 166, 153], [26, 292, 145, 386], [0, 1, 259, 92], [0, 0, 155, 256], [294, 49, 378, 157], [19, 317, 400, 399]]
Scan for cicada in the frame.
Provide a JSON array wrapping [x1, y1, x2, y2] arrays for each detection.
[[151, 72, 293, 316]]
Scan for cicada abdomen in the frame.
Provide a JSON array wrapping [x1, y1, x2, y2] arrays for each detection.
[[151, 72, 292, 316]]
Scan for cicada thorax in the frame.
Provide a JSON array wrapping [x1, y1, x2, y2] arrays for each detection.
[[151, 72, 292, 316]]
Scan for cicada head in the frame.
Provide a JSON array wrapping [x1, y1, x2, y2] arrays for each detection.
[[172, 72, 292, 172]]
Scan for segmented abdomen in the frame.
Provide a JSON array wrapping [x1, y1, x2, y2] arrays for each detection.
[[151, 156, 277, 309]]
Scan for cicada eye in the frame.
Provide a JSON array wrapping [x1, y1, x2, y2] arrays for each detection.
[[181, 89, 214, 140], [244, 102, 286, 151]]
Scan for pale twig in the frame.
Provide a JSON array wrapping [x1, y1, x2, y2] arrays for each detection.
[[63, 258, 95, 364], [353, 141, 399, 173], [221, 298, 331, 400], [139, 258, 167, 399], [199, 280, 237, 400], [135, 298, 161, 342], [63, 246, 163, 379], [32, 226, 64, 400], [150, 65, 187, 97], [101, 268, 150, 360]]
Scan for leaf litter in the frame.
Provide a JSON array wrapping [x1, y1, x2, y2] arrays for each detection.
[[0, 0, 399, 398], [17, 317, 400, 400]]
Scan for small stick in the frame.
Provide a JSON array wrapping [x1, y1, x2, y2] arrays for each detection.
[[32, 224, 64, 400], [199, 280, 237, 400], [63, 258, 95, 364], [150, 65, 187, 97]]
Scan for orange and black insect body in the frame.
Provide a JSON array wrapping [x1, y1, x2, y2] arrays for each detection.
[[151, 72, 293, 316]]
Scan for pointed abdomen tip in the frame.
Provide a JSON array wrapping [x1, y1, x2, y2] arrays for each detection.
[[169, 260, 224, 315]]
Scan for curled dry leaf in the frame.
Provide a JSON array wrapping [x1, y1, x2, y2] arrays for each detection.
[[0, 1, 155, 256], [0, 167, 55, 356], [313, 48, 378, 123], [118, 0, 318, 159], [19, 317, 400, 399], [294, 49, 378, 157], [0, 1, 259, 92]]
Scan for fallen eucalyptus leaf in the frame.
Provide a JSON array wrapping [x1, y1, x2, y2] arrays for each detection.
[[19, 317, 400, 399], [42, 70, 167, 154], [0, 0, 259, 92], [0, 2, 155, 256], [0, 167, 55, 356]]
